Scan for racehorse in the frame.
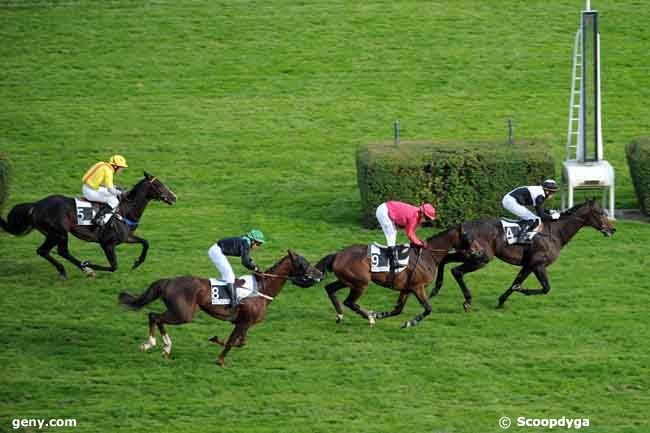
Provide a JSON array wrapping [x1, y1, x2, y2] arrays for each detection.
[[429, 199, 616, 309], [118, 251, 323, 367], [0, 172, 176, 279], [316, 228, 465, 328]]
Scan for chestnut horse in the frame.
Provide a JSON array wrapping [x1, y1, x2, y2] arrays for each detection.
[[316, 228, 467, 328], [118, 251, 323, 367], [0, 172, 176, 279], [430, 199, 616, 309]]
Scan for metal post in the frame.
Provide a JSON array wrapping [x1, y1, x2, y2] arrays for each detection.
[[394, 120, 400, 147], [508, 117, 513, 145]]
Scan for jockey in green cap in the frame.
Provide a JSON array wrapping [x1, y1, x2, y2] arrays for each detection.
[[207, 229, 266, 308]]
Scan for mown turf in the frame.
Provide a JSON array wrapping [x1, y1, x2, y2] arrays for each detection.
[[1, 1, 649, 432]]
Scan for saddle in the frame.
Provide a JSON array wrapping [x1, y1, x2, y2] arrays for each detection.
[[74, 198, 125, 227], [368, 243, 410, 273], [500, 218, 541, 245], [209, 275, 270, 306], [74, 198, 105, 226]]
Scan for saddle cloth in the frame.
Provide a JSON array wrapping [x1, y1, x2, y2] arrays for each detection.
[[368, 243, 410, 273], [74, 198, 100, 226], [209, 275, 266, 306], [500, 218, 538, 245]]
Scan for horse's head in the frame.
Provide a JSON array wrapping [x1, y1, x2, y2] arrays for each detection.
[[565, 199, 616, 237], [143, 172, 177, 205], [287, 250, 324, 288]]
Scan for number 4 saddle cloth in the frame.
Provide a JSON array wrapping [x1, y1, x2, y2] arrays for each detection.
[[500, 218, 540, 245], [368, 243, 410, 273]]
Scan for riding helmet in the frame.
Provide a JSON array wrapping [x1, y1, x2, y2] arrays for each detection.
[[542, 179, 559, 192], [109, 154, 128, 168]]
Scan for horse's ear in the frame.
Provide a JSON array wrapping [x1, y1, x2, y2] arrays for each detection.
[[144, 171, 152, 179], [287, 250, 297, 260]]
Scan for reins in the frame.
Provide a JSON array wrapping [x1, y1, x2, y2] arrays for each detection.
[[251, 269, 303, 301]]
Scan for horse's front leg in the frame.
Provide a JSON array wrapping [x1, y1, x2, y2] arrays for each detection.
[[402, 286, 432, 328], [517, 266, 552, 296], [84, 242, 118, 272], [430, 252, 463, 298], [497, 267, 533, 308], [374, 291, 409, 320], [216, 323, 250, 367], [126, 233, 149, 269]]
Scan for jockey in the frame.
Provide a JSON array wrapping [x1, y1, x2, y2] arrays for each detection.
[[207, 229, 266, 308], [502, 179, 560, 243], [375, 201, 436, 270], [82, 155, 128, 226]]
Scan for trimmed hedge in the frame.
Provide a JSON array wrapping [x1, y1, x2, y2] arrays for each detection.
[[626, 138, 650, 216], [0, 154, 11, 214], [356, 140, 556, 228]]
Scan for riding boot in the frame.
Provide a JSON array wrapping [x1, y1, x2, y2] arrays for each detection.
[[224, 283, 236, 308], [92, 207, 109, 226], [388, 246, 400, 271], [517, 220, 536, 244]]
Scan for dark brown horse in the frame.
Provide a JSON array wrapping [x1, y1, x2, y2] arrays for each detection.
[[430, 199, 616, 309], [316, 228, 465, 328], [118, 251, 323, 367], [0, 172, 176, 279]]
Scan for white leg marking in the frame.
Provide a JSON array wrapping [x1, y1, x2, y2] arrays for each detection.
[[140, 336, 156, 352], [335, 313, 344, 323], [162, 334, 172, 356]]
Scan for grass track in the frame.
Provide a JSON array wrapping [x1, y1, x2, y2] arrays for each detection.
[[1, 1, 649, 432]]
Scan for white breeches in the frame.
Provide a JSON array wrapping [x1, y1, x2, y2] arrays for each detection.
[[376, 203, 397, 246], [502, 195, 538, 221], [208, 244, 235, 284], [82, 185, 119, 209]]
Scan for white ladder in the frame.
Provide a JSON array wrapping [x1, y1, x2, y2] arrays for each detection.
[[566, 29, 582, 161]]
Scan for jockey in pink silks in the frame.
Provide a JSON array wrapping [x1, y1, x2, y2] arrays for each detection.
[[375, 201, 436, 270]]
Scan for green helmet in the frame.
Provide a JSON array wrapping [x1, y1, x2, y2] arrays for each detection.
[[246, 229, 266, 244]]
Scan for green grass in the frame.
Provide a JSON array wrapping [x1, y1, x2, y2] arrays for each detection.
[[1, 1, 649, 432]]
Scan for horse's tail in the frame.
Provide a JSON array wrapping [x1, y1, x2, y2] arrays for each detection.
[[0, 202, 35, 236], [118, 279, 168, 310], [316, 253, 337, 275]]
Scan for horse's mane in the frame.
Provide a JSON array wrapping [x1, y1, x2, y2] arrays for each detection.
[[425, 226, 457, 242], [264, 252, 301, 273], [560, 200, 593, 217], [124, 177, 148, 201]]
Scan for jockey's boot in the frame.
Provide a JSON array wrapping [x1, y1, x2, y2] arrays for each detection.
[[517, 220, 538, 244], [388, 246, 400, 271], [224, 283, 236, 308], [92, 206, 110, 226]]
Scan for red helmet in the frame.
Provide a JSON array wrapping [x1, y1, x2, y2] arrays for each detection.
[[420, 203, 436, 220]]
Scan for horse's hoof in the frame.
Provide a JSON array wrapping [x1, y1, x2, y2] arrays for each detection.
[[82, 267, 96, 278], [209, 336, 224, 346], [335, 314, 343, 323], [463, 302, 472, 312], [496, 302, 505, 309], [132, 260, 142, 270], [401, 320, 415, 329], [368, 316, 376, 327], [216, 357, 225, 367], [162, 350, 171, 359], [58, 274, 67, 282]]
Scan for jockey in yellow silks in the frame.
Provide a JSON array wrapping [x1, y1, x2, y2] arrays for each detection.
[[82, 155, 128, 225]]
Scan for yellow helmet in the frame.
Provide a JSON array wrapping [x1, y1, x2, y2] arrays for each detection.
[[109, 154, 128, 168]]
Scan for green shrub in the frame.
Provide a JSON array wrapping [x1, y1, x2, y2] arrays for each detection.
[[626, 138, 650, 216], [356, 140, 556, 228], [0, 154, 11, 214]]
